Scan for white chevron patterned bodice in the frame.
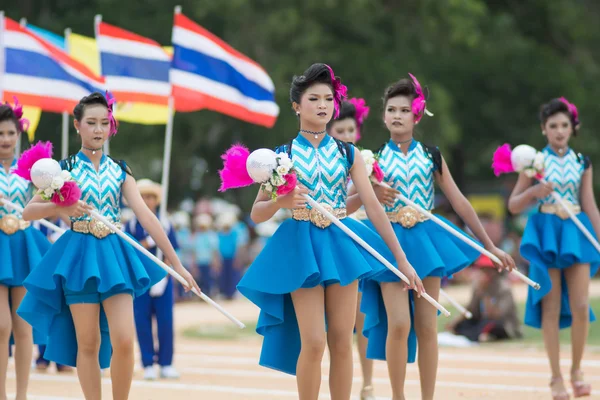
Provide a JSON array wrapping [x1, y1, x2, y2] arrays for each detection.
[[278, 134, 352, 209], [378, 140, 436, 211], [0, 159, 31, 217], [539, 147, 586, 206], [63, 152, 126, 222]]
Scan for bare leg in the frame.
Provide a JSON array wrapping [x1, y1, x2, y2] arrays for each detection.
[[413, 277, 441, 400], [326, 282, 358, 400], [70, 303, 102, 400], [291, 286, 326, 400], [542, 269, 567, 393], [102, 294, 136, 400], [10, 287, 32, 400], [0, 286, 12, 400], [564, 263, 591, 394], [355, 291, 374, 398], [380, 282, 411, 400]]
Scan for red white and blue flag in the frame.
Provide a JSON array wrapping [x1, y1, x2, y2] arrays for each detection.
[[170, 12, 279, 128], [96, 21, 170, 105], [1, 17, 105, 113]]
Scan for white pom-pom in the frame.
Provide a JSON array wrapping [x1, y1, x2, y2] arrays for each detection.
[[511, 145, 538, 172], [31, 159, 62, 190], [50, 176, 64, 190], [247, 149, 278, 183]]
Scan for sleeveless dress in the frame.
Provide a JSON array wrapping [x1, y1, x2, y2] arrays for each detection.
[[18, 152, 166, 368], [521, 146, 600, 329], [361, 139, 480, 362], [237, 134, 392, 375]]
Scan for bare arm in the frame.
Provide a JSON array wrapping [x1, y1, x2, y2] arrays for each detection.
[[580, 165, 600, 239], [250, 184, 308, 224], [122, 175, 200, 293], [22, 194, 60, 221], [346, 177, 398, 215], [507, 172, 554, 215], [350, 151, 424, 292], [22, 194, 90, 222], [346, 184, 362, 214], [437, 157, 516, 269]]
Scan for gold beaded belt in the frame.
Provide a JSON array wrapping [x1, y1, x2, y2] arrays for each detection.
[[539, 203, 581, 220], [292, 205, 347, 229], [387, 206, 429, 229], [72, 219, 122, 239], [0, 215, 30, 235]]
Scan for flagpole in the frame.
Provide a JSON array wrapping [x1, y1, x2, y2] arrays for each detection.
[[62, 28, 72, 159], [155, 5, 180, 260], [0, 12, 6, 104], [15, 18, 29, 156], [94, 14, 109, 156]]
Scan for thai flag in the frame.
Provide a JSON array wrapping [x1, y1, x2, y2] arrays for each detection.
[[170, 12, 279, 128], [96, 21, 170, 105], [1, 17, 105, 113]]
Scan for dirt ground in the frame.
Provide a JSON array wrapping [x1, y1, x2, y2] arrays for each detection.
[[7, 282, 600, 399]]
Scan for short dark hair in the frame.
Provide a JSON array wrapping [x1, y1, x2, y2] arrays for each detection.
[[73, 92, 109, 121]]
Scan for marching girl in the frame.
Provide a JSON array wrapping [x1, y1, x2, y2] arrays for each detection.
[[352, 75, 515, 400], [508, 98, 599, 399], [327, 97, 376, 400], [236, 63, 423, 400], [0, 100, 51, 400], [16, 92, 199, 400]]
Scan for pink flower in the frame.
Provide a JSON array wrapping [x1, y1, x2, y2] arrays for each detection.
[[491, 143, 515, 176], [372, 161, 384, 183], [408, 73, 427, 123], [51, 181, 81, 207], [12, 141, 54, 181], [218, 144, 253, 192], [276, 173, 298, 196]]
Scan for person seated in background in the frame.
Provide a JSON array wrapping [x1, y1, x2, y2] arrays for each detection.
[[446, 255, 522, 342]]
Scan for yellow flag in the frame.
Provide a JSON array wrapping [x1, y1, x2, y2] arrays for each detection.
[[22, 105, 42, 142], [68, 33, 171, 125]]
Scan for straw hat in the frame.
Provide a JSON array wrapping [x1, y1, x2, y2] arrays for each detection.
[[137, 179, 162, 204], [195, 213, 213, 229], [215, 211, 238, 230]]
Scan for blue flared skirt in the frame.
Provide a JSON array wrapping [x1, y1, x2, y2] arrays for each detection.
[[17, 230, 166, 369], [521, 212, 600, 329], [1, 226, 51, 346], [236, 217, 392, 376], [360, 217, 480, 362], [0, 226, 51, 287]]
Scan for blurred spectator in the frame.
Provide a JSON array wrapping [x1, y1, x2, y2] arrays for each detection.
[[192, 214, 220, 297], [446, 255, 522, 342], [215, 211, 243, 300]]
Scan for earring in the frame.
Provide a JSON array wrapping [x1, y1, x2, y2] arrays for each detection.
[[296, 112, 300, 116], [77, 130, 80, 134], [542, 131, 546, 135]]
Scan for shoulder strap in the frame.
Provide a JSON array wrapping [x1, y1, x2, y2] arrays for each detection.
[[375, 142, 387, 157], [59, 154, 77, 171], [332, 138, 355, 166], [107, 156, 134, 177], [423, 144, 443, 174], [576, 152, 591, 170]]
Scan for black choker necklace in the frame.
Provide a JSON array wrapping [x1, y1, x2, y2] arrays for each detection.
[[395, 138, 413, 145], [82, 146, 102, 155], [300, 129, 326, 139]]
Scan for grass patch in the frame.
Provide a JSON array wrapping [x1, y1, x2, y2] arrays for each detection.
[[438, 297, 600, 346], [183, 321, 258, 341], [183, 298, 600, 345]]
